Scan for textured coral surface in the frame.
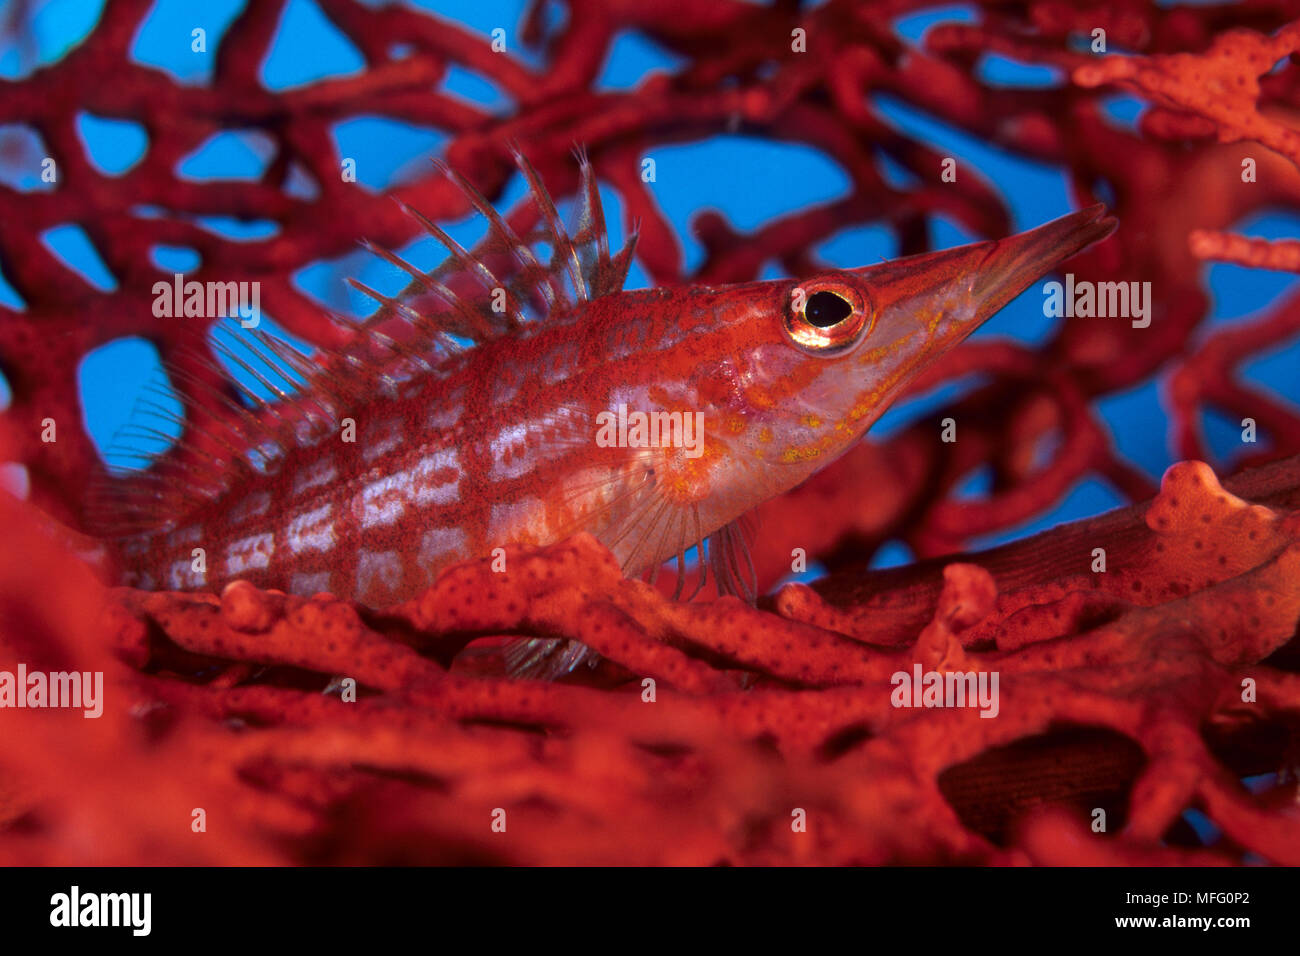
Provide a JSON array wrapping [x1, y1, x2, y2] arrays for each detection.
[[2, 457, 1299, 864], [2, 0, 1300, 864]]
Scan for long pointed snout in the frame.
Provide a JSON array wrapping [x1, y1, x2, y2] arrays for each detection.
[[967, 203, 1118, 320], [852, 203, 1118, 351]]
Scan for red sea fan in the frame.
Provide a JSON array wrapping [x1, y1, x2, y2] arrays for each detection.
[[1, 0, 1300, 865]]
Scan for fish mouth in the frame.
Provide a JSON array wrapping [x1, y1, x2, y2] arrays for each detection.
[[849, 203, 1117, 353], [968, 203, 1118, 320]]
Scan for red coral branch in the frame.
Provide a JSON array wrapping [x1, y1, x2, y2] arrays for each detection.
[[1074, 22, 1300, 165], [4, 457, 1300, 864], [1190, 229, 1300, 271]]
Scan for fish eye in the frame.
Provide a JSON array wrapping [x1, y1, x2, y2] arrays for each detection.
[[784, 277, 873, 355], [805, 290, 852, 327]]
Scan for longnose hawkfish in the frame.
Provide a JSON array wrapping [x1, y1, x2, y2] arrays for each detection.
[[91, 147, 1116, 677]]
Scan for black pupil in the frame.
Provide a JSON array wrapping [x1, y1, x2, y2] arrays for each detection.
[[805, 291, 852, 328]]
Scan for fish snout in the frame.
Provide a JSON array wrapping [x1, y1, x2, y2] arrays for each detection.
[[853, 204, 1117, 354]]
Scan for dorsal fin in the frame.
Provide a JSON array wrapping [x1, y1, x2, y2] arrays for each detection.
[[86, 147, 636, 541], [347, 144, 639, 350]]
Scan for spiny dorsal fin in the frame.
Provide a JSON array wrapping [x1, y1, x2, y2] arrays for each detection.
[[348, 144, 639, 352], [85, 148, 636, 540]]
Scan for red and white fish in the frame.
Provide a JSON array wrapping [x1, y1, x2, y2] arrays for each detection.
[[90, 148, 1115, 676]]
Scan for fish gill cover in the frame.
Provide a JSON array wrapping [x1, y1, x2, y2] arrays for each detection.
[[0, 0, 1298, 868]]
